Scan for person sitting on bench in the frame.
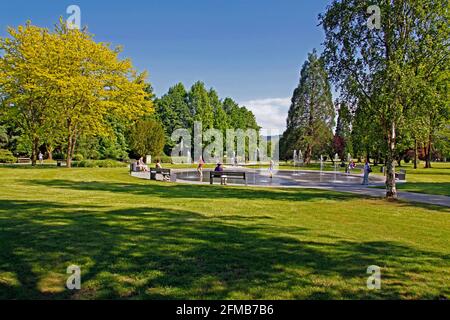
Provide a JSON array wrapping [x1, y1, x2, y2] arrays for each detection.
[[155, 160, 170, 181], [137, 157, 149, 172], [214, 163, 227, 185]]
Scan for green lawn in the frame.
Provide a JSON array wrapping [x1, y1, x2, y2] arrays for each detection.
[[0, 167, 449, 300], [249, 161, 449, 197], [370, 162, 450, 196]]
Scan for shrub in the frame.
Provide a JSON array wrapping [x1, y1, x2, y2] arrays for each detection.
[[0, 149, 16, 163], [128, 119, 166, 158], [73, 153, 84, 161], [72, 160, 128, 168], [158, 155, 174, 163], [53, 152, 65, 161]]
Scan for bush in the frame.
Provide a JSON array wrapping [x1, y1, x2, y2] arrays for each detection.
[[0, 149, 16, 163], [73, 153, 84, 161], [72, 160, 128, 168], [53, 152, 65, 161], [158, 155, 174, 163], [128, 119, 166, 158]]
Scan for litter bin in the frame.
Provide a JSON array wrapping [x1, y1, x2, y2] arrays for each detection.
[[150, 170, 157, 180]]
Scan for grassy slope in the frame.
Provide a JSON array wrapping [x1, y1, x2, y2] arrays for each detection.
[[0, 167, 449, 300]]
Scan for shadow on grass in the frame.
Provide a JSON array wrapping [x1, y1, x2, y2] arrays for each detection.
[[0, 199, 448, 300], [28, 178, 370, 203], [29, 178, 450, 212]]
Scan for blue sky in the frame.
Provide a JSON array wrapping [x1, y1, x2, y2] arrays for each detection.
[[0, 0, 332, 131]]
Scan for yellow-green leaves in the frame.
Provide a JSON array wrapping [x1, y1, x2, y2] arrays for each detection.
[[0, 20, 153, 167]]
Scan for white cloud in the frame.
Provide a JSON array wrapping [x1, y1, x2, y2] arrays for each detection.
[[241, 97, 291, 134]]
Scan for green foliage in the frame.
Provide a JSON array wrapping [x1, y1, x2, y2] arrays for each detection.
[[189, 81, 214, 130], [0, 20, 153, 167], [0, 149, 16, 163], [154, 83, 192, 153], [52, 152, 65, 161], [128, 119, 166, 158], [0, 125, 8, 148], [320, 0, 450, 197], [72, 160, 128, 168], [72, 153, 84, 161], [281, 50, 335, 163], [435, 125, 450, 160], [155, 83, 260, 154]]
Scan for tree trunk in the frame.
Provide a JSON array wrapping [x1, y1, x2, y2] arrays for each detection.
[[305, 144, 312, 165], [413, 139, 418, 169], [31, 136, 39, 166], [386, 121, 397, 199], [425, 137, 432, 168], [67, 132, 73, 168], [46, 144, 53, 161]]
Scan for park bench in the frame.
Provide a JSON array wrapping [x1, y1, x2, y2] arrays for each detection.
[[210, 171, 247, 185], [150, 168, 173, 182], [56, 160, 67, 167], [17, 157, 31, 164], [395, 169, 406, 181]]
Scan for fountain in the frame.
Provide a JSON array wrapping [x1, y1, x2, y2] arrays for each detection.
[[320, 155, 324, 173], [334, 153, 339, 182], [187, 150, 192, 164], [298, 150, 304, 166], [293, 150, 300, 176]]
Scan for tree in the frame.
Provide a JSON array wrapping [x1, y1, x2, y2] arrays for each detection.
[[155, 83, 260, 156], [0, 22, 56, 165], [320, 0, 449, 198], [281, 50, 335, 164], [155, 83, 192, 153], [49, 21, 153, 167], [0, 20, 153, 167], [129, 119, 166, 158], [188, 81, 214, 130], [209, 88, 229, 134]]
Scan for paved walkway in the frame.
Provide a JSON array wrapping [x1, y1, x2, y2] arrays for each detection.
[[131, 170, 450, 208]]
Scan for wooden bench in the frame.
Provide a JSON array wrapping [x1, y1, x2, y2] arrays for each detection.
[[395, 169, 406, 181], [17, 157, 31, 164], [210, 171, 247, 185], [150, 168, 173, 182]]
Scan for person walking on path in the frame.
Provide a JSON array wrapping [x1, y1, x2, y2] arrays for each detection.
[[362, 160, 371, 185], [38, 152, 44, 165]]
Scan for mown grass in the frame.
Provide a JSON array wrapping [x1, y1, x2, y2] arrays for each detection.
[[0, 167, 449, 300], [247, 161, 450, 196], [369, 162, 450, 196]]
